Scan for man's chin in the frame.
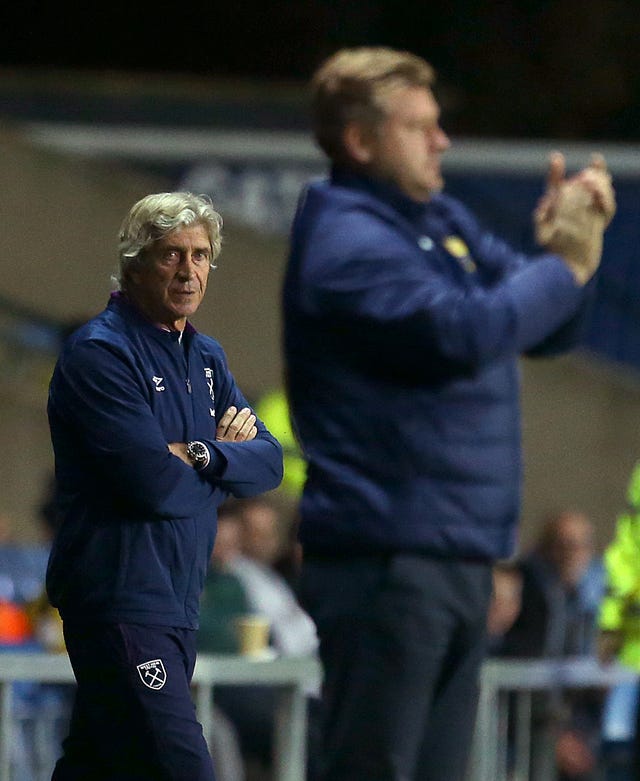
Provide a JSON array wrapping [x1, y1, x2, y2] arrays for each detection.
[[428, 173, 445, 194], [170, 296, 201, 314]]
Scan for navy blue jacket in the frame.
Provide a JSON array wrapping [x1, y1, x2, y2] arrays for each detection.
[[283, 169, 594, 560], [47, 293, 283, 628]]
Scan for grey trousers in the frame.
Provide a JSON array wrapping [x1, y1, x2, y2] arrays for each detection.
[[299, 552, 493, 781]]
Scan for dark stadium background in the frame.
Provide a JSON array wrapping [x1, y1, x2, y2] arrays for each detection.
[[2, 0, 640, 141]]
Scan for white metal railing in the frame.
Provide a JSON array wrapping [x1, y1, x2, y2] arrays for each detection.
[[469, 656, 638, 781], [0, 651, 321, 781], [0, 651, 635, 781]]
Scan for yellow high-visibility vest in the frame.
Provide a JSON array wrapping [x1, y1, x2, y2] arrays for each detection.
[[600, 462, 640, 669], [255, 389, 306, 499]]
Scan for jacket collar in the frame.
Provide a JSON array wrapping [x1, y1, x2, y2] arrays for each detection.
[[330, 166, 432, 222], [108, 291, 198, 342]]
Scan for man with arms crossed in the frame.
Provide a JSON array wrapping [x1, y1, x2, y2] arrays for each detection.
[[47, 192, 283, 780], [283, 47, 615, 781]]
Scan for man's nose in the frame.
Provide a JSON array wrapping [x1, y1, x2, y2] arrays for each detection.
[[176, 254, 197, 276], [434, 127, 450, 151]]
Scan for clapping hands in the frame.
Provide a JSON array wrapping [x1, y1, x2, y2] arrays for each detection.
[[534, 152, 616, 285]]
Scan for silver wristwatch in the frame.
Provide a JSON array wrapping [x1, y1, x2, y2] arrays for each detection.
[[186, 440, 210, 470]]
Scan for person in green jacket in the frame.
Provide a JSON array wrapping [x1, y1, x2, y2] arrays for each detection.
[[255, 388, 306, 500], [600, 462, 640, 668], [599, 461, 640, 780]]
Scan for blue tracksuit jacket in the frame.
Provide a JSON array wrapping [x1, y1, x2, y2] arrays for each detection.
[[46, 293, 283, 628], [283, 169, 595, 560]]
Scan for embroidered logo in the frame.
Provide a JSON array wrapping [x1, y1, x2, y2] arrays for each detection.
[[137, 659, 167, 690], [204, 368, 215, 405], [442, 235, 477, 273], [152, 376, 165, 392]]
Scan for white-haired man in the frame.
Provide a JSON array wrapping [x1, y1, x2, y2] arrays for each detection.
[[47, 192, 283, 780]]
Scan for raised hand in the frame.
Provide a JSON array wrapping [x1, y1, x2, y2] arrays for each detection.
[[534, 152, 616, 285]]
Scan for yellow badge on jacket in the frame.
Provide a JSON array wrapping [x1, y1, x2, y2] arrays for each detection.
[[443, 236, 477, 273]]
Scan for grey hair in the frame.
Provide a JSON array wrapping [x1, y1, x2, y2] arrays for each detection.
[[115, 192, 223, 289]]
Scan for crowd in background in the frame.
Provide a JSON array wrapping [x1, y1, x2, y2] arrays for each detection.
[[0, 392, 638, 781], [0, 61, 631, 774]]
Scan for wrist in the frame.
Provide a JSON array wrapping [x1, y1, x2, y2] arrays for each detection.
[[186, 440, 210, 471]]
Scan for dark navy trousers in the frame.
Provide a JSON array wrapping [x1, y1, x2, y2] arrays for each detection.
[[51, 621, 216, 781], [299, 552, 493, 781]]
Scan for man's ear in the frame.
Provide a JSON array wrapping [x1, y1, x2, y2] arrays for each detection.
[[123, 267, 141, 290], [343, 121, 375, 165]]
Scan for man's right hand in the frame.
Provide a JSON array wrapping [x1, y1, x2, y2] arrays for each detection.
[[216, 406, 257, 442]]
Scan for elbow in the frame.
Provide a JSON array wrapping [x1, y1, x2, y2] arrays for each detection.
[[228, 466, 283, 499], [266, 443, 285, 490]]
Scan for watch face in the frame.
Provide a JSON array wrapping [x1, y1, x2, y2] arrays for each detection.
[[188, 442, 207, 462]]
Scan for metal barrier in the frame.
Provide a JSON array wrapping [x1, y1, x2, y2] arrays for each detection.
[[0, 651, 635, 781], [469, 657, 638, 781], [0, 651, 322, 781]]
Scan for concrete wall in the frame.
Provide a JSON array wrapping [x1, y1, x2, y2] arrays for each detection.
[[1, 127, 639, 551], [520, 354, 640, 551]]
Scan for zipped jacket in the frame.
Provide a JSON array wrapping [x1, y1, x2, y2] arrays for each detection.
[[283, 169, 594, 560], [46, 293, 283, 628]]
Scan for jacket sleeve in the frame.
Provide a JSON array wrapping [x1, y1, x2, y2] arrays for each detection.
[[304, 205, 588, 373], [450, 200, 597, 358], [194, 353, 284, 498], [49, 339, 221, 519]]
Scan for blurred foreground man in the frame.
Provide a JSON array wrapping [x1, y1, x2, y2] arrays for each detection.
[[283, 47, 616, 781], [46, 192, 283, 780]]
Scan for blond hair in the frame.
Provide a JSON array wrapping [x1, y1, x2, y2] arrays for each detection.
[[311, 46, 436, 165]]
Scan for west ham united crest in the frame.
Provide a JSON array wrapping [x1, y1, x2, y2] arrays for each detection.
[[136, 659, 167, 690]]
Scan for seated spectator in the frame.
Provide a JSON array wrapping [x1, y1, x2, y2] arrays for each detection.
[[228, 495, 318, 659], [198, 495, 320, 781], [199, 509, 252, 655], [499, 510, 601, 657], [496, 510, 605, 781]]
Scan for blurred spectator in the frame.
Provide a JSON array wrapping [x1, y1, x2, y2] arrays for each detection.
[[199, 508, 251, 654], [499, 510, 600, 657], [0, 501, 71, 781], [254, 389, 306, 501], [25, 476, 66, 653], [198, 496, 320, 780], [230, 494, 318, 657], [497, 510, 605, 781], [599, 461, 640, 781], [197, 509, 248, 781], [0, 598, 32, 646]]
